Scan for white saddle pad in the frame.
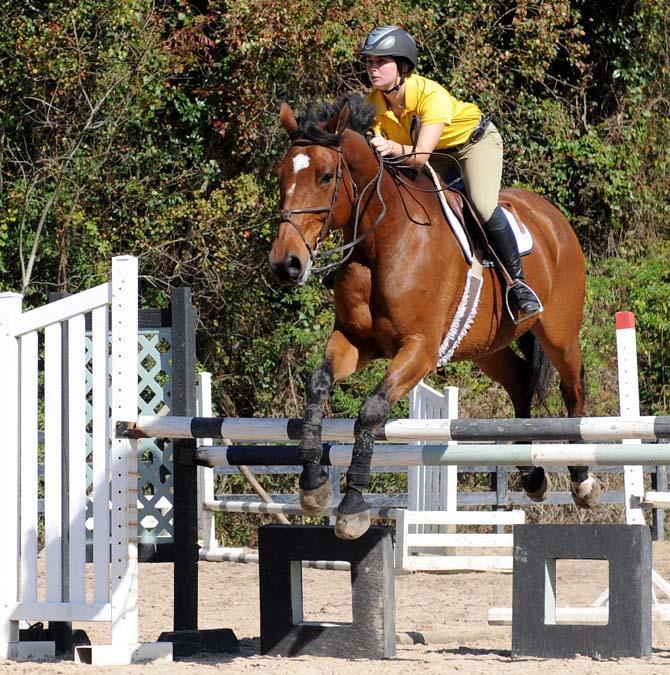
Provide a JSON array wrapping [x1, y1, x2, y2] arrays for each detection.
[[425, 163, 533, 266]]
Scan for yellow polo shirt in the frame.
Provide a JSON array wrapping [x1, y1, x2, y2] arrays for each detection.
[[368, 74, 482, 148]]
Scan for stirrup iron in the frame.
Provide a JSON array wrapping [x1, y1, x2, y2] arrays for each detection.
[[505, 280, 544, 325]]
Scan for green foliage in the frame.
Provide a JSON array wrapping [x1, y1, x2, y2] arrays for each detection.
[[586, 244, 670, 415], [0, 0, 668, 426]]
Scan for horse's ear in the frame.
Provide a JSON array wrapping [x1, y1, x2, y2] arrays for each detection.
[[279, 101, 298, 135], [326, 100, 351, 136]]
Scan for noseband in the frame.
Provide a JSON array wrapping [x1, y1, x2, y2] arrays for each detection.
[[279, 135, 386, 275]]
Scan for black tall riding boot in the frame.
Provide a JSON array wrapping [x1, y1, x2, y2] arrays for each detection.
[[485, 206, 543, 323]]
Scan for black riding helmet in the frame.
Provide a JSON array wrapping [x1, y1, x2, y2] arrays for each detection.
[[359, 25, 418, 72]]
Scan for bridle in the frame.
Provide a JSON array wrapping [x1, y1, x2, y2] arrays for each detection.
[[279, 139, 350, 267], [279, 135, 387, 275]]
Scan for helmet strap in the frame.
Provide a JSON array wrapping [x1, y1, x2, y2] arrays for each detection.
[[383, 74, 405, 95]]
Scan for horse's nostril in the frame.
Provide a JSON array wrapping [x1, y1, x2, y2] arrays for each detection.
[[285, 254, 302, 279]]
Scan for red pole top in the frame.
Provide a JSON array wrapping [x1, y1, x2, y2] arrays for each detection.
[[615, 311, 636, 329]]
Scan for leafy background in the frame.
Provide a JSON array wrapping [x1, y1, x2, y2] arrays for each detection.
[[1, 1, 668, 423]]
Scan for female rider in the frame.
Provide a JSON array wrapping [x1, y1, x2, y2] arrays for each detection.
[[359, 25, 542, 323]]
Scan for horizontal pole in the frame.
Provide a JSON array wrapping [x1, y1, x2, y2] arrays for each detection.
[[203, 499, 399, 520], [403, 555, 513, 572], [197, 443, 670, 467], [199, 548, 351, 571], [642, 491, 670, 508], [405, 533, 513, 548], [118, 415, 670, 443], [488, 606, 618, 626]]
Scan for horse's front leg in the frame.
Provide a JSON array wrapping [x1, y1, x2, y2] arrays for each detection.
[[299, 330, 371, 513], [336, 338, 435, 540]]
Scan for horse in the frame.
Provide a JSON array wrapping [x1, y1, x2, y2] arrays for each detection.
[[269, 94, 599, 539]]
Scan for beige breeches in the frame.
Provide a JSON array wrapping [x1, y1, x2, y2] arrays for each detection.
[[428, 123, 504, 223]]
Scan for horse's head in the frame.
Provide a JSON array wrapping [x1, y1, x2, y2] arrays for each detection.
[[269, 97, 374, 285]]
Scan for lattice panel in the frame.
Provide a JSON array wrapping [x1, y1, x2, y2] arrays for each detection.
[[84, 328, 174, 545]]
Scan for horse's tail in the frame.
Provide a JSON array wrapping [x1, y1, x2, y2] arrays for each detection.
[[517, 331, 553, 412]]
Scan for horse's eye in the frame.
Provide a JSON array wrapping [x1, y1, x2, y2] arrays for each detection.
[[320, 173, 333, 184]]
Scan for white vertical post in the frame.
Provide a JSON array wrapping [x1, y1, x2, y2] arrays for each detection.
[[0, 293, 23, 658], [44, 323, 63, 603], [442, 387, 459, 511], [20, 332, 39, 605], [615, 311, 645, 525], [441, 386, 459, 537], [197, 373, 217, 549], [110, 256, 139, 647], [68, 314, 87, 603], [407, 385, 422, 515], [92, 305, 110, 604], [429, 398, 440, 527]]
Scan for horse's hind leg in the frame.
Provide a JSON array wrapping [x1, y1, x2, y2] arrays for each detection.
[[298, 331, 371, 513], [474, 347, 549, 502], [532, 322, 600, 508], [336, 339, 435, 539]]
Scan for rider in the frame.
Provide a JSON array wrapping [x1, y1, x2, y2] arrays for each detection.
[[359, 25, 542, 323]]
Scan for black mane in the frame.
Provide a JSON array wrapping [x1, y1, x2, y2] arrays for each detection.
[[292, 94, 376, 146]]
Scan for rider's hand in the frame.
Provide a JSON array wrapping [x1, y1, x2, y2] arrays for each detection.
[[370, 135, 396, 157]]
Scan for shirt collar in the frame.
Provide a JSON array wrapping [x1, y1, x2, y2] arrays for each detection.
[[370, 74, 419, 119]]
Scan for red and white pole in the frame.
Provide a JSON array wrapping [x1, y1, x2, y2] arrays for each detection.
[[615, 311, 645, 525]]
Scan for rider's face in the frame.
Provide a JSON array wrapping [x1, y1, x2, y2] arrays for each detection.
[[364, 56, 399, 91]]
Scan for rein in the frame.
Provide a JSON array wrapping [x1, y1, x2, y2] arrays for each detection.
[[279, 137, 465, 276]]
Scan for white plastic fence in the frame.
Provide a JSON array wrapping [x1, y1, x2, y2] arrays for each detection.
[[0, 256, 170, 664], [404, 381, 524, 571]]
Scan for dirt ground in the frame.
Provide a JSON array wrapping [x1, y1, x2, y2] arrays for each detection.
[[5, 541, 670, 674]]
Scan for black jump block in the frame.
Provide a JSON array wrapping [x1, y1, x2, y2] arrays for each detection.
[[157, 628, 239, 658], [512, 524, 651, 659], [259, 525, 395, 659]]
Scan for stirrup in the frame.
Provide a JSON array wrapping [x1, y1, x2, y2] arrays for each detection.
[[505, 280, 544, 325]]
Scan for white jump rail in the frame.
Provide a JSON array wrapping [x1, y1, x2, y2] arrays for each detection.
[[0, 256, 171, 664], [120, 414, 670, 442]]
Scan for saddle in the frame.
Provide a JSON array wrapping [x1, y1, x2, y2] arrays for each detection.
[[424, 163, 533, 267]]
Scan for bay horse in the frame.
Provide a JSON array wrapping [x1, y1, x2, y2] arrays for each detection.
[[269, 95, 599, 539]]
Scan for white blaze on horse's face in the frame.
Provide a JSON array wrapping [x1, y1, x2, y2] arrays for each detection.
[[286, 152, 310, 197], [292, 153, 310, 173]]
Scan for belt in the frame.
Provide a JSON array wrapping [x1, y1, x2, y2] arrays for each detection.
[[467, 113, 492, 145], [436, 114, 494, 156]]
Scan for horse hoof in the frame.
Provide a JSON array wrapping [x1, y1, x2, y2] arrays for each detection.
[[571, 474, 600, 509], [334, 510, 371, 540], [522, 469, 550, 502], [299, 481, 332, 514]]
